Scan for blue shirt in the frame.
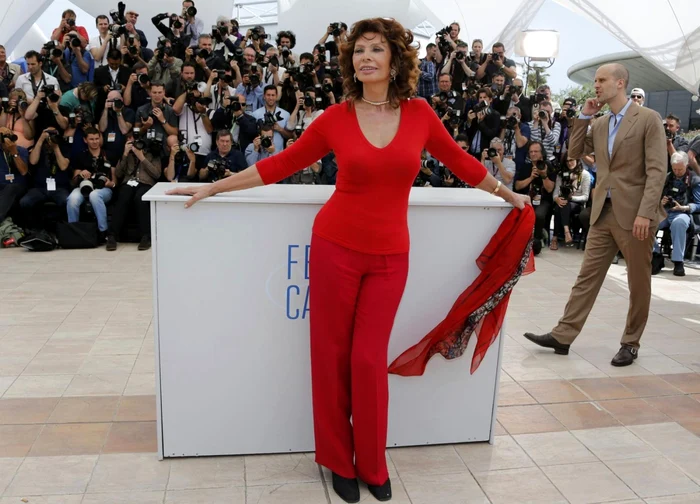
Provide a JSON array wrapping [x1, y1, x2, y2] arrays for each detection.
[[0, 147, 29, 186], [251, 106, 290, 153], [64, 48, 95, 88], [235, 84, 263, 112]]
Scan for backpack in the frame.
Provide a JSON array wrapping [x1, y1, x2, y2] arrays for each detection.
[[19, 230, 57, 252], [0, 217, 25, 248]]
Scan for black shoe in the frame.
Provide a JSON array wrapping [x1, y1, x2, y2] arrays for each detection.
[[533, 240, 542, 256], [368, 478, 392, 502], [138, 236, 151, 251], [98, 231, 107, 245], [652, 252, 665, 275], [612, 255, 619, 265], [611, 345, 638, 367], [332, 472, 360, 503], [673, 261, 685, 277], [523, 332, 570, 355], [106, 235, 117, 251]]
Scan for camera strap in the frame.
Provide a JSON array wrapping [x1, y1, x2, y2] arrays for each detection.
[[30, 74, 47, 98]]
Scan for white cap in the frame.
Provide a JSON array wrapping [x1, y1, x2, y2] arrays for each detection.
[[631, 88, 645, 99]]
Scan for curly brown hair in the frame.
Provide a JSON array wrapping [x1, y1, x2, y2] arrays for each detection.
[[338, 18, 420, 108]]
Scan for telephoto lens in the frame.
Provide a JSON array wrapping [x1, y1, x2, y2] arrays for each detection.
[[137, 74, 150, 86], [420, 159, 435, 169]]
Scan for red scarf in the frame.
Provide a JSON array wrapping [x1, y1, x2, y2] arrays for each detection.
[[388, 206, 535, 376]]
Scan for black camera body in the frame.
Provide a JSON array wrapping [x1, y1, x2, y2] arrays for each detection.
[[137, 73, 150, 86], [207, 158, 228, 180], [665, 127, 674, 140], [538, 110, 548, 121], [42, 85, 60, 105], [487, 147, 498, 159], [505, 115, 519, 130], [260, 136, 273, 149], [250, 27, 269, 41], [472, 101, 490, 115], [420, 159, 435, 170], [329, 22, 342, 37], [0, 132, 18, 144]]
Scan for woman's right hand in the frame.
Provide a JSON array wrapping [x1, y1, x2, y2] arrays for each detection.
[[165, 184, 215, 208]]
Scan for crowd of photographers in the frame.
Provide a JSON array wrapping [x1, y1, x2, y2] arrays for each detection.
[[0, 6, 699, 263]]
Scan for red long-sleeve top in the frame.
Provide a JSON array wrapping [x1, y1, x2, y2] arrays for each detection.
[[256, 98, 488, 254]]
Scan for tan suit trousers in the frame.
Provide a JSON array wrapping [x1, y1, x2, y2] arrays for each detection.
[[551, 201, 656, 349]]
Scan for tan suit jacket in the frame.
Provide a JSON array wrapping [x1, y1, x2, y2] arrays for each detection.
[[568, 102, 667, 230]]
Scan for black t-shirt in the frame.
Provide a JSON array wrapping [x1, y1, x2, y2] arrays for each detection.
[[74, 149, 112, 177], [32, 148, 72, 190], [136, 102, 177, 139], [483, 58, 516, 85], [202, 149, 247, 182], [102, 108, 137, 164], [515, 160, 557, 201], [128, 83, 151, 113]]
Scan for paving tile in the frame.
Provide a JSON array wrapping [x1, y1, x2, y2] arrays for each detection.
[[0, 424, 43, 457], [645, 494, 700, 503], [520, 379, 590, 404], [0, 496, 83, 504], [87, 453, 170, 493], [497, 382, 536, 406], [401, 471, 489, 504], [0, 377, 15, 397], [658, 373, 700, 393], [544, 402, 620, 430], [63, 374, 129, 397], [513, 431, 597, 466], [598, 398, 671, 426], [3, 375, 73, 398], [0, 457, 22, 495], [244, 453, 321, 486], [245, 482, 328, 504], [81, 492, 166, 504], [454, 436, 535, 472], [123, 373, 155, 396], [474, 467, 567, 504], [47, 396, 120, 423], [167, 456, 245, 489], [29, 422, 111, 456], [389, 445, 466, 476], [5, 455, 98, 496], [496, 405, 566, 435], [645, 395, 700, 423], [22, 355, 87, 375], [570, 377, 637, 400], [102, 421, 158, 453], [164, 487, 245, 503], [78, 354, 137, 375], [571, 426, 658, 461], [114, 395, 156, 422], [615, 376, 683, 397], [542, 461, 636, 504], [607, 456, 700, 498], [0, 397, 59, 424]]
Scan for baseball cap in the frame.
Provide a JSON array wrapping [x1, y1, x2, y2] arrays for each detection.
[[631, 88, 645, 98]]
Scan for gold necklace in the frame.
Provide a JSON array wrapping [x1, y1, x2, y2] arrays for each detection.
[[361, 97, 390, 106]]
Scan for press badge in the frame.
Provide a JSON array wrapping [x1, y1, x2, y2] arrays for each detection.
[[533, 194, 541, 206], [127, 179, 139, 187], [4, 174, 14, 183], [46, 178, 56, 191], [107, 133, 116, 143]]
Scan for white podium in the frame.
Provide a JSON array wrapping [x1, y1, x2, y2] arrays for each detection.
[[144, 184, 511, 459]]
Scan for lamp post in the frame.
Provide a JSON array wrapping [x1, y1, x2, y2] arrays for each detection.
[[514, 30, 560, 95]]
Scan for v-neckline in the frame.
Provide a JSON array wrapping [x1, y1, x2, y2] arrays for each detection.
[[351, 100, 404, 151]]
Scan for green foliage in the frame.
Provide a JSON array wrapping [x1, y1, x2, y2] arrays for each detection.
[[526, 67, 549, 93], [552, 83, 596, 107]]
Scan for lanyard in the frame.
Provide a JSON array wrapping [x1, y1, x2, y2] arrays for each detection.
[[30, 74, 46, 97], [3, 151, 11, 174]]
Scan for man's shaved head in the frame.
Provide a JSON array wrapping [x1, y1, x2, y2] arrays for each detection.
[[601, 63, 629, 89]]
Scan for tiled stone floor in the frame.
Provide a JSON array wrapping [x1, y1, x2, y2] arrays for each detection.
[[1, 245, 700, 503]]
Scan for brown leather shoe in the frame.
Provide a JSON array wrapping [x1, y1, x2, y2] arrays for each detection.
[[523, 332, 570, 355], [611, 345, 638, 367]]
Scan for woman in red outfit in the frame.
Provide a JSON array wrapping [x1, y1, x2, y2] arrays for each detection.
[[167, 18, 530, 503]]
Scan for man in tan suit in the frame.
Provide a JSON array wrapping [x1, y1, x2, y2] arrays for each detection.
[[524, 63, 666, 366]]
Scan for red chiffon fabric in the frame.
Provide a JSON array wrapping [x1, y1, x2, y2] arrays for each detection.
[[388, 206, 536, 376]]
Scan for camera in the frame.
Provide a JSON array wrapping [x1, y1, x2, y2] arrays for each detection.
[[184, 5, 197, 17], [487, 147, 498, 159], [228, 100, 242, 112], [260, 136, 272, 149], [455, 51, 465, 61], [110, 24, 128, 38], [250, 27, 268, 41], [66, 18, 76, 28], [111, 98, 124, 110], [565, 108, 576, 119], [329, 22, 342, 37], [248, 73, 261, 87], [156, 45, 173, 61], [665, 127, 674, 140], [195, 48, 209, 60], [185, 93, 212, 109], [505, 115, 518, 130], [137, 73, 150, 86], [472, 101, 490, 114], [79, 171, 110, 196], [128, 45, 138, 56], [491, 53, 500, 62], [109, 2, 127, 26], [531, 91, 547, 105], [42, 85, 60, 104], [0, 132, 18, 144], [68, 35, 82, 48], [322, 83, 334, 94], [43, 41, 64, 59], [538, 110, 548, 121], [420, 159, 435, 170], [303, 93, 314, 108], [206, 158, 228, 180], [170, 14, 183, 30]]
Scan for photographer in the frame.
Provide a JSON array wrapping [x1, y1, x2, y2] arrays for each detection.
[[514, 141, 556, 255], [417, 43, 438, 99], [15, 51, 62, 103], [235, 68, 264, 113], [66, 127, 115, 236], [318, 23, 348, 58], [50, 9, 88, 49], [181, 0, 203, 48], [200, 130, 246, 182], [210, 93, 257, 151], [441, 41, 476, 93], [242, 25, 274, 53], [499, 106, 531, 174], [285, 138, 323, 184], [23, 79, 69, 135], [652, 151, 700, 276], [0, 89, 35, 148], [552, 97, 577, 160], [550, 157, 591, 250], [123, 63, 151, 112], [470, 39, 487, 67], [121, 32, 152, 69], [19, 127, 71, 228], [252, 85, 291, 151], [476, 42, 516, 85], [431, 75, 463, 119], [150, 13, 191, 59], [165, 135, 197, 182], [172, 80, 214, 166], [185, 34, 226, 83], [148, 40, 183, 88], [166, 62, 198, 100], [62, 33, 94, 88], [277, 31, 298, 69], [481, 138, 515, 190], [664, 114, 689, 168], [244, 123, 276, 165], [0, 46, 21, 91], [260, 47, 284, 88], [94, 49, 130, 104], [135, 82, 179, 143], [501, 78, 531, 123], [89, 15, 117, 68], [125, 10, 148, 48], [209, 68, 239, 109], [0, 127, 30, 223], [465, 87, 500, 156], [286, 88, 324, 136], [106, 131, 163, 251], [528, 100, 561, 161], [434, 22, 462, 65], [59, 82, 98, 117], [98, 90, 135, 165]]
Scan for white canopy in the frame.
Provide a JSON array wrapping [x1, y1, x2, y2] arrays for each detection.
[[0, 0, 698, 94]]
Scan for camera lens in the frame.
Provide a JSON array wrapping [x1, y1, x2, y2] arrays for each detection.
[[538, 110, 547, 119], [261, 136, 272, 148]]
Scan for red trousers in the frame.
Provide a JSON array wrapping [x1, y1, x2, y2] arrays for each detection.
[[309, 233, 409, 485]]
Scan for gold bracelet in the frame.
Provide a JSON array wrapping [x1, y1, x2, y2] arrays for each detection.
[[491, 180, 501, 195]]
